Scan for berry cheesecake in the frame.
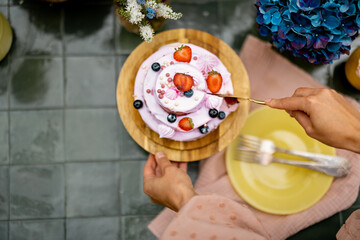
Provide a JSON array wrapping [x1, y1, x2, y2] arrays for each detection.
[[133, 43, 238, 141]]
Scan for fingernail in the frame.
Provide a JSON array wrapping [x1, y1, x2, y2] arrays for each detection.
[[265, 98, 272, 104], [155, 152, 166, 159]]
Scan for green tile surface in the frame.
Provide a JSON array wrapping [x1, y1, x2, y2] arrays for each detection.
[[9, 220, 64, 240], [10, 164, 65, 219], [64, 4, 114, 54], [9, 5, 62, 56], [188, 161, 199, 184], [65, 162, 120, 217], [0, 56, 9, 110], [66, 217, 120, 240], [0, 222, 8, 240], [340, 207, 359, 224], [118, 121, 148, 160], [0, 112, 8, 164], [287, 213, 341, 240], [65, 109, 119, 161], [120, 161, 163, 215], [162, 2, 221, 38], [65, 57, 116, 107], [10, 110, 63, 164], [10, 58, 63, 109], [115, 21, 143, 55], [121, 216, 157, 240], [0, 7, 7, 17], [0, 166, 9, 220], [220, 0, 257, 52]]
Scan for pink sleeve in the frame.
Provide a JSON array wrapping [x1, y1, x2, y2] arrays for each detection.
[[336, 209, 360, 240], [160, 195, 270, 240]]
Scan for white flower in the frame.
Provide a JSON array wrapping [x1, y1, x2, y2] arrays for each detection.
[[145, 0, 157, 9], [140, 24, 154, 42], [119, 0, 182, 42], [156, 3, 182, 20], [126, 0, 144, 24]]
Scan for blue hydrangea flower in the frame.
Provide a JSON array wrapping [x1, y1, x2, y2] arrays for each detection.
[[323, 0, 349, 13], [296, 0, 321, 11], [146, 8, 156, 19], [137, 0, 145, 4], [255, 0, 360, 64]]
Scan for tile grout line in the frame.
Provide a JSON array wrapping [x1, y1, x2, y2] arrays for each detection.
[[0, 158, 149, 167], [0, 213, 158, 222], [60, 5, 67, 240], [7, 105, 117, 111], [8, 54, 132, 59], [0, 157, 131, 166], [7, 112, 10, 240], [113, 4, 123, 223], [7, 3, 11, 238]]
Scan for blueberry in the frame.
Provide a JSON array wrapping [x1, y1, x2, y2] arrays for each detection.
[[167, 113, 177, 123], [199, 125, 209, 134], [184, 89, 194, 97], [151, 62, 161, 72], [133, 100, 143, 109], [218, 111, 226, 120], [209, 109, 218, 118]]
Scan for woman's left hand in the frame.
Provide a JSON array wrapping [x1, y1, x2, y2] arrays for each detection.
[[143, 152, 197, 212]]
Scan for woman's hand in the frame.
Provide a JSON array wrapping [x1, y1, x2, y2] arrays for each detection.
[[266, 88, 360, 153], [143, 152, 197, 212]]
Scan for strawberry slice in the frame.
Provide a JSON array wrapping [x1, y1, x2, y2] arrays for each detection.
[[206, 70, 223, 93], [178, 117, 194, 131], [173, 45, 192, 63], [224, 97, 239, 105], [173, 73, 194, 92]]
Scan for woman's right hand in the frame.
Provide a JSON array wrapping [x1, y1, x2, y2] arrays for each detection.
[[265, 88, 360, 153], [143, 152, 196, 212]]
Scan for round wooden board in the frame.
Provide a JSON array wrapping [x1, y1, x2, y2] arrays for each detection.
[[116, 29, 250, 162]]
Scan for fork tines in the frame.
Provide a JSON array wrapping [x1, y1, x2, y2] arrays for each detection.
[[237, 134, 263, 149]]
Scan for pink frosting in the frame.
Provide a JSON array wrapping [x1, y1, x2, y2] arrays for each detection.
[[205, 95, 223, 109], [196, 55, 219, 74], [158, 124, 175, 138], [165, 88, 178, 100]]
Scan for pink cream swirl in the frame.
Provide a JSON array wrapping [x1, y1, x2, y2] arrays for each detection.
[[205, 95, 222, 109], [158, 124, 175, 138], [165, 88, 178, 100], [196, 55, 219, 74]]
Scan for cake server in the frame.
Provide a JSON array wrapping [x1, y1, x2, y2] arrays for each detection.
[[207, 92, 266, 105]]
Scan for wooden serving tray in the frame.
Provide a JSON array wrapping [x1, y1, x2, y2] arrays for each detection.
[[116, 29, 250, 161]]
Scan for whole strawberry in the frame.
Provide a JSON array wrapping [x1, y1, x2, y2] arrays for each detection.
[[173, 45, 192, 63], [206, 70, 223, 93], [178, 117, 194, 131], [173, 73, 194, 92]]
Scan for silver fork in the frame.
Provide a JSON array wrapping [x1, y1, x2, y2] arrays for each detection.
[[238, 134, 351, 168], [235, 148, 349, 177]]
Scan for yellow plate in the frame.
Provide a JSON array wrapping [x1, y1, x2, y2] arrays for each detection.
[[226, 106, 334, 215], [0, 13, 13, 61]]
